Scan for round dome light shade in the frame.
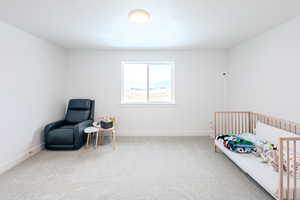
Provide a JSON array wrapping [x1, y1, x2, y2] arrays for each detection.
[[128, 9, 150, 24]]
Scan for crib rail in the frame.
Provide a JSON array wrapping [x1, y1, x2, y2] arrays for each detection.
[[251, 112, 300, 135], [214, 112, 252, 138], [214, 112, 300, 139], [279, 137, 300, 200]]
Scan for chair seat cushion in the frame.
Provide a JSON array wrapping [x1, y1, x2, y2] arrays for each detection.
[[47, 129, 74, 145]]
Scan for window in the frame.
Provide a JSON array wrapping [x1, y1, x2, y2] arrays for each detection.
[[121, 62, 175, 104]]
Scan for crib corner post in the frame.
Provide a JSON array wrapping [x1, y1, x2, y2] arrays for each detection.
[[278, 137, 284, 200]]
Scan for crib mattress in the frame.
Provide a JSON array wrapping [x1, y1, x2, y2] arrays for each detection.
[[215, 140, 300, 199]]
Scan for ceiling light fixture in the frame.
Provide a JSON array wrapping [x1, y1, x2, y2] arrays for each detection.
[[128, 9, 150, 24]]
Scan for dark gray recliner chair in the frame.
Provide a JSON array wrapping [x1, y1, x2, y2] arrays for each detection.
[[44, 99, 95, 150]]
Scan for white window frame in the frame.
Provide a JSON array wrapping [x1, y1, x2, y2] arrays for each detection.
[[121, 61, 175, 104]]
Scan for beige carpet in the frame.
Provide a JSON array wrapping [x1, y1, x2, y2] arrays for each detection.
[[0, 137, 273, 200]]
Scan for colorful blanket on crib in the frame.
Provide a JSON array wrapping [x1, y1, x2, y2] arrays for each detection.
[[216, 134, 256, 153]]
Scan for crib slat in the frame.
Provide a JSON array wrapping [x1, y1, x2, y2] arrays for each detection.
[[224, 113, 226, 133], [238, 113, 241, 133], [249, 113, 251, 133], [245, 113, 247, 132], [225, 113, 227, 133], [224, 113, 227, 134], [232, 113, 234, 133], [236, 113, 238, 133], [253, 113, 256, 131], [248, 112, 251, 133], [287, 140, 290, 200], [227, 113, 230, 133], [293, 140, 296, 200], [279, 138, 284, 200], [252, 113, 254, 132], [244, 113, 246, 132], [254, 113, 256, 132], [241, 113, 244, 134], [221, 113, 223, 134]]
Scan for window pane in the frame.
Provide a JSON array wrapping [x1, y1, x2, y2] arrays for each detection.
[[149, 64, 172, 102], [123, 63, 147, 103]]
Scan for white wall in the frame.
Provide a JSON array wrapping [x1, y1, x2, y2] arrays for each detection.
[[228, 17, 300, 121], [66, 50, 228, 136], [0, 21, 66, 173]]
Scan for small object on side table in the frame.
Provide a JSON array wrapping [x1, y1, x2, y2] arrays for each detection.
[[100, 119, 113, 129]]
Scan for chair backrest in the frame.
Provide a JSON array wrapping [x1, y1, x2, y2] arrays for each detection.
[[65, 99, 95, 124]]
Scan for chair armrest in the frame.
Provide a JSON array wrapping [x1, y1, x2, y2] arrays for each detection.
[[74, 120, 93, 133], [73, 120, 93, 147], [44, 120, 65, 134]]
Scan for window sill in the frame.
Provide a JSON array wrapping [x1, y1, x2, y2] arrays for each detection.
[[121, 102, 175, 105], [120, 102, 177, 107]]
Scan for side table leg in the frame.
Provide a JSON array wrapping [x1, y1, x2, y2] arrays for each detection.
[[109, 132, 113, 147], [86, 133, 90, 148], [112, 130, 116, 150], [97, 132, 101, 145], [95, 131, 99, 149], [100, 135, 104, 145]]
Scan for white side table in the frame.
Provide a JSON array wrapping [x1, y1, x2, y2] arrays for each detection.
[[84, 126, 99, 148], [93, 122, 117, 150]]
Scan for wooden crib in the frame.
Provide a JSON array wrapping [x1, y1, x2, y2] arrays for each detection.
[[214, 112, 300, 200]]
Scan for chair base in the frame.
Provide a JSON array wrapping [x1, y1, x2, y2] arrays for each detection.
[[45, 144, 82, 151]]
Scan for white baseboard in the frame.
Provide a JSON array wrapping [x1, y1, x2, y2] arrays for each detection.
[[118, 130, 214, 136], [0, 143, 44, 175]]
